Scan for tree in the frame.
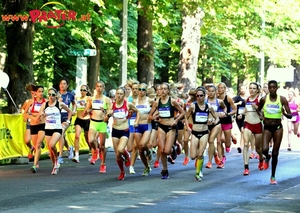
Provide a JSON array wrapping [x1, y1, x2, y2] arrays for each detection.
[[3, 0, 34, 113], [137, 1, 154, 86], [178, 4, 204, 93]]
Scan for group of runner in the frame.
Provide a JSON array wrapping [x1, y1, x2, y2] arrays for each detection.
[[22, 78, 296, 184]]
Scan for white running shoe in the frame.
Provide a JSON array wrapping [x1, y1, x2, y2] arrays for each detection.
[[72, 155, 80, 163], [129, 166, 135, 174]]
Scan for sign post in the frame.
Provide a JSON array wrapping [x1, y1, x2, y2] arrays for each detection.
[[67, 49, 96, 95]]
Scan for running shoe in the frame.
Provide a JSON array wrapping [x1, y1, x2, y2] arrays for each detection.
[[205, 161, 212, 169], [72, 155, 80, 163], [90, 158, 96, 165], [123, 151, 131, 167], [88, 154, 92, 162], [118, 171, 126, 180], [28, 153, 33, 160], [243, 169, 249, 176], [90, 151, 99, 165], [142, 167, 151, 176], [269, 147, 273, 156], [129, 166, 135, 174], [168, 156, 175, 164], [249, 152, 255, 159], [258, 161, 264, 170], [31, 165, 37, 173], [154, 160, 159, 168], [161, 170, 169, 179], [51, 163, 60, 175], [99, 165, 106, 173], [146, 151, 153, 165], [221, 156, 226, 164], [287, 145, 292, 151], [225, 146, 231, 153], [171, 145, 177, 160], [270, 177, 277, 185], [183, 157, 189, 166], [28, 147, 34, 159], [195, 173, 202, 182], [176, 142, 182, 155], [51, 167, 58, 175], [263, 159, 270, 170], [217, 163, 224, 169], [199, 171, 203, 178], [214, 155, 222, 165], [297, 133, 300, 138], [58, 156, 64, 164], [231, 135, 237, 144], [237, 147, 242, 153], [68, 146, 74, 159]]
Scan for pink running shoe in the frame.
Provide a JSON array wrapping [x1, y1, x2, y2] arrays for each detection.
[[154, 160, 159, 168], [183, 157, 189, 166], [225, 146, 231, 153], [243, 169, 249, 176], [270, 177, 277, 185], [221, 156, 226, 164], [99, 164, 106, 173]]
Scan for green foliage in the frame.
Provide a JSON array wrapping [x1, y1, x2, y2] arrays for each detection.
[[2, 0, 300, 94]]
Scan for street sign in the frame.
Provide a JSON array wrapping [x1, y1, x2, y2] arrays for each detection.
[[67, 49, 96, 56]]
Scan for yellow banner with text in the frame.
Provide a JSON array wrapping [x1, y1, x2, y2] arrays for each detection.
[[0, 114, 89, 160]]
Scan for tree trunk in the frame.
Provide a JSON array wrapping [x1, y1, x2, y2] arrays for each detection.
[[137, 2, 154, 87], [88, 5, 101, 90], [3, 0, 34, 113], [178, 6, 204, 93]]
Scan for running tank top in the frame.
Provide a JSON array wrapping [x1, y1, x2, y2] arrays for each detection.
[[289, 99, 298, 116], [136, 97, 151, 115], [44, 101, 62, 129], [220, 95, 232, 124], [245, 95, 259, 112], [263, 94, 282, 119], [206, 98, 222, 112], [192, 102, 209, 125], [91, 96, 108, 110], [76, 96, 88, 111], [158, 97, 174, 118], [112, 100, 129, 119], [60, 92, 74, 113], [31, 98, 46, 113]]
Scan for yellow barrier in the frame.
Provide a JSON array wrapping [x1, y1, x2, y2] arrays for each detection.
[[0, 114, 89, 160]]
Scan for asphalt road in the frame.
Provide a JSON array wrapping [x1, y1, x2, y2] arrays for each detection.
[[1, 139, 300, 213]]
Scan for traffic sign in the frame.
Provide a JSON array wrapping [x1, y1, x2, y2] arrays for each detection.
[[67, 49, 96, 56]]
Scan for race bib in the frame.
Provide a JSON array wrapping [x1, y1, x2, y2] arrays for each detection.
[[129, 118, 135, 125], [46, 118, 56, 128], [238, 107, 245, 114], [159, 107, 171, 117], [266, 104, 280, 114], [34, 103, 42, 112], [246, 103, 255, 112], [92, 99, 104, 109], [195, 112, 208, 122], [114, 109, 126, 119]]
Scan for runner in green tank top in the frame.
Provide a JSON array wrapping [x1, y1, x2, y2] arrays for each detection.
[[257, 80, 292, 185]]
